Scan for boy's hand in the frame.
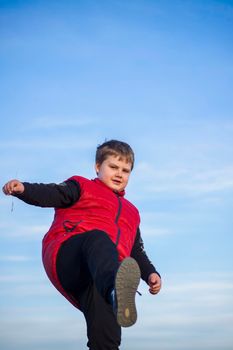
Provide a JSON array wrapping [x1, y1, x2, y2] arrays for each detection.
[[148, 273, 162, 295], [2, 180, 25, 195]]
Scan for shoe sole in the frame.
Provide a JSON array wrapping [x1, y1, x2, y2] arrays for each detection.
[[115, 257, 141, 327]]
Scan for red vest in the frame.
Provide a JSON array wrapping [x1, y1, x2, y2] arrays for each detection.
[[42, 176, 140, 308]]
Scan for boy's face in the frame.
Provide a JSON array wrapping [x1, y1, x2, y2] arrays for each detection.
[[95, 155, 132, 192]]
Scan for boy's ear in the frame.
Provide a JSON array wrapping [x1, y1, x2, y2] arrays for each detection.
[[95, 163, 100, 175]]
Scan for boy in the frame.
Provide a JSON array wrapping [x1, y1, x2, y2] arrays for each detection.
[[2, 139, 161, 350]]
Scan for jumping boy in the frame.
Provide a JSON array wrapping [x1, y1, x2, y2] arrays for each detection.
[[2, 139, 162, 350]]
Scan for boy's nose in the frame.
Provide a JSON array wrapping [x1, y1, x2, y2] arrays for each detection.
[[116, 170, 123, 177]]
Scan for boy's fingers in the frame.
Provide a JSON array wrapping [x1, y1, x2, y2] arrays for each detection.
[[149, 286, 160, 294], [150, 283, 160, 290], [149, 279, 160, 288], [2, 181, 18, 195], [6, 183, 13, 193], [149, 277, 162, 295], [2, 184, 10, 194], [149, 289, 159, 294]]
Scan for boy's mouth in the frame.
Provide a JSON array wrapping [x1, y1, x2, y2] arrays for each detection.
[[112, 179, 121, 185]]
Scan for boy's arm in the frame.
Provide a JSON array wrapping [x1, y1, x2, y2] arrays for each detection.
[[131, 227, 162, 294], [3, 179, 81, 208]]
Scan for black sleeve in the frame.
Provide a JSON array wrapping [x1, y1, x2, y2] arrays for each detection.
[[15, 179, 81, 208], [131, 227, 161, 283]]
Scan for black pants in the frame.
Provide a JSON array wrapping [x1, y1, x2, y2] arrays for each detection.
[[56, 230, 121, 350]]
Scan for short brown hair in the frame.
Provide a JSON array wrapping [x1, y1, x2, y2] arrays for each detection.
[[95, 140, 135, 170]]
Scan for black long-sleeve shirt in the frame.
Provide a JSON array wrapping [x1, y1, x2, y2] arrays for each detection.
[[16, 180, 160, 282]]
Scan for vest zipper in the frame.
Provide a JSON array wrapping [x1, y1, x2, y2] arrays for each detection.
[[115, 195, 122, 246]]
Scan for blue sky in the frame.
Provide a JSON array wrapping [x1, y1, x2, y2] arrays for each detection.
[[1, 0, 233, 349]]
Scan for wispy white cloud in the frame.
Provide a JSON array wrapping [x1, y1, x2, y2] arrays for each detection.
[[20, 117, 98, 131], [0, 255, 33, 262], [0, 307, 86, 349], [124, 271, 233, 349], [0, 274, 41, 283], [133, 162, 233, 198], [0, 271, 56, 299], [139, 211, 176, 236], [1, 271, 232, 350], [0, 281, 55, 298], [0, 223, 49, 240], [0, 137, 96, 150], [139, 226, 172, 236]]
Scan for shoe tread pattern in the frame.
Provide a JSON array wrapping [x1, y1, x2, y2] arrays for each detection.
[[115, 257, 141, 327]]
